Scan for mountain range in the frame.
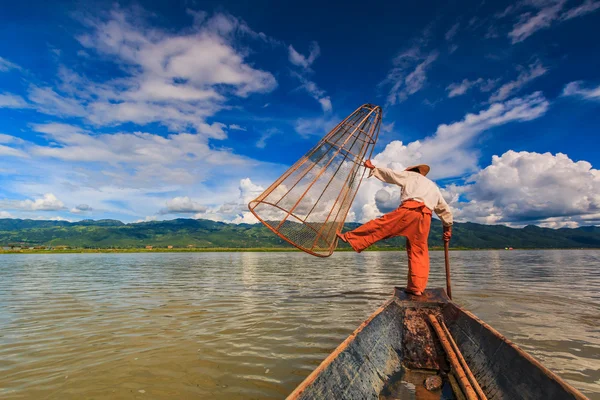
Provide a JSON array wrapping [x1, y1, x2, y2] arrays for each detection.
[[1, 218, 599, 249]]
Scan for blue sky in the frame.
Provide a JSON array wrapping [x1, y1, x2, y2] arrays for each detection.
[[0, 0, 599, 227]]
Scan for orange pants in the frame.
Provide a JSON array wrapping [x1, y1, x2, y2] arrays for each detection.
[[344, 200, 432, 293]]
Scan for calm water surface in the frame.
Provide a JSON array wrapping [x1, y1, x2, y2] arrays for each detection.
[[0, 250, 599, 399]]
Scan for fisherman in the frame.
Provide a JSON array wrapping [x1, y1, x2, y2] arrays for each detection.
[[337, 160, 453, 296]]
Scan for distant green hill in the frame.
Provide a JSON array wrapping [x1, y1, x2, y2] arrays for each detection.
[[0, 218, 599, 249]]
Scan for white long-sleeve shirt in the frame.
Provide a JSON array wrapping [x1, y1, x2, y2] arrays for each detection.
[[370, 167, 453, 226]]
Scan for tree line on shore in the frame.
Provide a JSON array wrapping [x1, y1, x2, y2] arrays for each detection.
[[1, 218, 599, 250]]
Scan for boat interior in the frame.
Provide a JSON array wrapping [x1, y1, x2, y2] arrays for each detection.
[[287, 288, 586, 400]]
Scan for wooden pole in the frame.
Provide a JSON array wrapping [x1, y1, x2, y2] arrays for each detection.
[[444, 240, 452, 299], [440, 320, 487, 400], [449, 373, 467, 400], [428, 315, 478, 400]]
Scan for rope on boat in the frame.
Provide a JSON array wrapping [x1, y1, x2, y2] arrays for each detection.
[[427, 314, 479, 400], [440, 319, 488, 400]]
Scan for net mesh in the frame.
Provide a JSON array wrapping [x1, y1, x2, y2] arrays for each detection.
[[248, 104, 382, 257]]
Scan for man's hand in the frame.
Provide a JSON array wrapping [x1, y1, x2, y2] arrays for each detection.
[[364, 159, 375, 170], [443, 225, 452, 242]]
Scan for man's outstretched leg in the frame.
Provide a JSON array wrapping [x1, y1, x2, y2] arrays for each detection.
[[338, 207, 411, 252]]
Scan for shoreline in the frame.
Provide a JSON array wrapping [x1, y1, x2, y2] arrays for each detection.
[[1, 247, 598, 254]]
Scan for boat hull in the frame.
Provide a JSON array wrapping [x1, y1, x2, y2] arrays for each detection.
[[287, 288, 587, 400]]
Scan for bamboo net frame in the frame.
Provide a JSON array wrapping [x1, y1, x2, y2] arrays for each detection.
[[248, 103, 382, 257]]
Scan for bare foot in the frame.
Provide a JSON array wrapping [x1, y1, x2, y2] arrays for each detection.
[[404, 289, 423, 296], [336, 232, 347, 243]]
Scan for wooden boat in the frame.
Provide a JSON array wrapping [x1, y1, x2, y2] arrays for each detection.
[[287, 288, 588, 400]]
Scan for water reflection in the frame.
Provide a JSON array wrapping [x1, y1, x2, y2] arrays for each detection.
[[0, 250, 598, 399]]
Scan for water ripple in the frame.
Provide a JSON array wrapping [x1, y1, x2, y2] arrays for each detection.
[[0, 250, 599, 399]]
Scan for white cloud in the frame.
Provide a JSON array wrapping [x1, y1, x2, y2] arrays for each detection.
[[489, 61, 547, 102], [229, 124, 247, 131], [256, 128, 280, 148], [291, 71, 332, 112], [29, 123, 249, 171], [318, 97, 332, 113], [374, 92, 549, 179], [190, 178, 265, 224], [135, 215, 158, 223], [454, 150, 600, 226], [0, 193, 65, 211], [160, 196, 208, 214], [6, 9, 277, 137], [445, 23, 460, 41], [288, 42, 320, 69], [0, 134, 28, 158], [381, 48, 439, 106], [27, 86, 87, 117], [0, 211, 13, 218], [239, 177, 265, 204], [70, 204, 93, 214], [509, 0, 566, 43], [0, 8, 292, 223], [0, 144, 28, 158], [446, 78, 498, 98], [348, 92, 549, 222], [381, 122, 395, 133], [561, 0, 600, 19], [288, 43, 331, 113], [508, 0, 600, 43], [294, 114, 339, 137], [0, 57, 20, 72], [0, 134, 24, 144], [0, 93, 29, 108], [562, 81, 600, 100]]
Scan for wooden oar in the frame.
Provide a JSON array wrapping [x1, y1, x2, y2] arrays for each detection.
[[444, 239, 452, 299]]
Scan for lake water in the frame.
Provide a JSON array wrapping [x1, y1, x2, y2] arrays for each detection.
[[0, 250, 599, 399]]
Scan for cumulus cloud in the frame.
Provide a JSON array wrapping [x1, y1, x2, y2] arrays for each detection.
[[372, 92, 549, 180], [562, 81, 600, 100], [0, 193, 65, 211], [186, 178, 265, 223], [489, 61, 547, 102], [323, 93, 547, 225], [454, 150, 600, 226], [507, 0, 600, 43], [0, 211, 13, 218], [346, 92, 549, 223], [160, 196, 208, 214]]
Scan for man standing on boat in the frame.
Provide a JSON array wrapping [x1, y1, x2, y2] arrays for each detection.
[[337, 160, 453, 296]]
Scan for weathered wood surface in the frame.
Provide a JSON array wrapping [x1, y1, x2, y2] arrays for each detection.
[[287, 287, 589, 400], [287, 298, 404, 400], [443, 303, 588, 400]]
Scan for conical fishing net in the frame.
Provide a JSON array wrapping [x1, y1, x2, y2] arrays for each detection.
[[248, 104, 382, 257]]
